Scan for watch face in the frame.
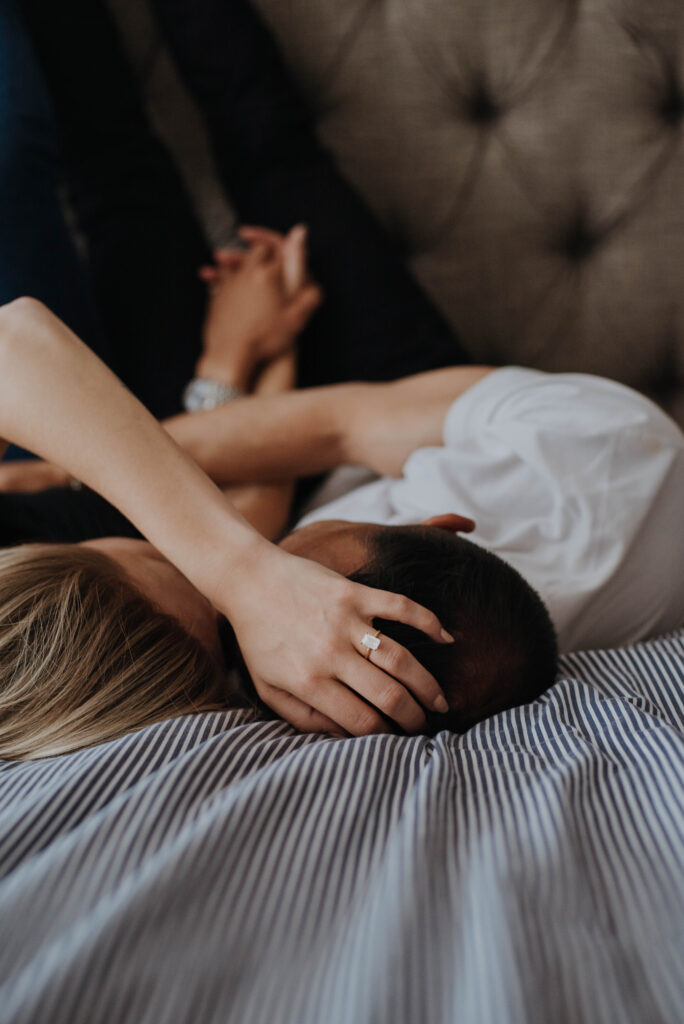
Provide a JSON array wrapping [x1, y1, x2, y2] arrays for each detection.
[[183, 380, 207, 411], [188, 379, 214, 411], [183, 379, 243, 412]]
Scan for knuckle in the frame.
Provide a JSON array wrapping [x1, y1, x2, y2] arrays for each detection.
[[335, 584, 358, 615], [378, 685, 408, 720], [382, 644, 405, 677], [297, 674, 319, 703], [391, 593, 412, 618], [353, 708, 385, 736], [338, 578, 357, 600]]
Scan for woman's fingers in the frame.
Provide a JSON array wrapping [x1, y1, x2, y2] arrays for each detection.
[[233, 226, 314, 303], [284, 283, 322, 334], [239, 225, 286, 250], [337, 653, 430, 732], [212, 248, 246, 269], [228, 555, 453, 742], [243, 242, 272, 269], [198, 266, 220, 282], [255, 679, 348, 737], [199, 249, 245, 280], [259, 627, 443, 736], [240, 225, 312, 294], [362, 587, 455, 645], [282, 226, 307, 296], [269, 672, 394, 738], [351, 632, 449, 716]]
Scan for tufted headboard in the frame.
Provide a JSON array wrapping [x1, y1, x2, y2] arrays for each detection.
[[113, 0, 684, 424]]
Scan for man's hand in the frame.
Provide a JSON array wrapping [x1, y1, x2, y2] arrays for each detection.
[[197, 225, 322, 390]]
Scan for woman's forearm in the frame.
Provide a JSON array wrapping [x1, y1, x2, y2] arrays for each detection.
[[0, 298, 271, 607]]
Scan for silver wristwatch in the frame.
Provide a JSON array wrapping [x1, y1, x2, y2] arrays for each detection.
[[182, 377, 245, 412]]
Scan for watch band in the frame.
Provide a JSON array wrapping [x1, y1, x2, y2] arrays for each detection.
[[182, 377, 245, 412]]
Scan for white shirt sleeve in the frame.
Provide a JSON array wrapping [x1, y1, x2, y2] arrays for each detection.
[[391, 368, 684, 651], [299, 367, 684, 651]]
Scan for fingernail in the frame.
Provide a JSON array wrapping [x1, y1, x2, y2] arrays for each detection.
[[433, 695, 449, 714], [440, 628, 455, 643]]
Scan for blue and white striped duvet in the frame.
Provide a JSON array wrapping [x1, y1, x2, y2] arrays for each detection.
[[1, 632, 683, 1024]]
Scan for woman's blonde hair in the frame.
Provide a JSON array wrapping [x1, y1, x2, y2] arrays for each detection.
[[0, 543, 230, 761]]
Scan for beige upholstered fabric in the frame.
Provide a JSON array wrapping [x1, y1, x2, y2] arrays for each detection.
[[112, 0, 684, 424]]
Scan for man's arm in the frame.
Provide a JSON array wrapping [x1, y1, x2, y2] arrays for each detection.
[[163, 364, 494, 484], [217, 351, 296, 540]]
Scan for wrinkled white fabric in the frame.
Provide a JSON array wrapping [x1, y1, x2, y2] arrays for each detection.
[[299, 369, 684, 651]]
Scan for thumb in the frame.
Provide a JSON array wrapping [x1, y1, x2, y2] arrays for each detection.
[[244, 242, 272, 270], [282, 225, 308, 297], [285, 283, 323, 332]]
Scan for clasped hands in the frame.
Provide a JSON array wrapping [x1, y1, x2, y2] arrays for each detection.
[[197, 224, 322, 391], [0, 224, 319, 491]]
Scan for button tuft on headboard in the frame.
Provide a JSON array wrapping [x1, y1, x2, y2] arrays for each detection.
[[660, 82, 684, 126], [558, 211, 601, 262], [462, 79, 500, 125]]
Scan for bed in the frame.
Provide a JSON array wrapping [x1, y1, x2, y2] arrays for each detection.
[[2, 629, 682, 1023], [2, 1, 683, 1020]]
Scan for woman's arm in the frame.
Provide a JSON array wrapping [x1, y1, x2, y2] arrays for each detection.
[[0, 300, 264, 593], [0, 298, 454, 737]]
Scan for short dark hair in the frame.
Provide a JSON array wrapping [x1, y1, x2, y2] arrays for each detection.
[[349, 527, 558, 733]]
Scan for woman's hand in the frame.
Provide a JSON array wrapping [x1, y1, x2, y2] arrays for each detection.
[[0, 298, 450, 740], [197, 225, 321, 389], [0, 458, 71, 493], [221, 544, 453, 737]]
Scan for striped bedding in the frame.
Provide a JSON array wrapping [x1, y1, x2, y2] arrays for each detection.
[[1, 631, 683, 1024]]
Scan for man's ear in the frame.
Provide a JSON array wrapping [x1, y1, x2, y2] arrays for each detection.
[[421, 513, 476, 534]]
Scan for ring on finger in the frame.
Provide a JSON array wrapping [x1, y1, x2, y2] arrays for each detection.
[[360, 629, 381, 659]]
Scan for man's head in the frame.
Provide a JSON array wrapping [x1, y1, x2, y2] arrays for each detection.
[[280, 516, 558, 732]]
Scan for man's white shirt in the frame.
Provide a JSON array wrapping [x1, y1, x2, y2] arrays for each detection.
[[298, 368, 684, 652]]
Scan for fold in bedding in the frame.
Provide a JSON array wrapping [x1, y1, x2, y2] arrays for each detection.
[[1, 632, 683, 1024]]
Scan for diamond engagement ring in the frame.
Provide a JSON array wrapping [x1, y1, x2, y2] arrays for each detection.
[[361, 630, 381, 659]]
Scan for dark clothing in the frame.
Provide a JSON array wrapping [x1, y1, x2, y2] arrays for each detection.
[[0, 0, 105, 357], [148, 0, 466, 388], [0, 488, 140, 545], [0, 0, 470, 545], [14, 0, 210, 420]]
